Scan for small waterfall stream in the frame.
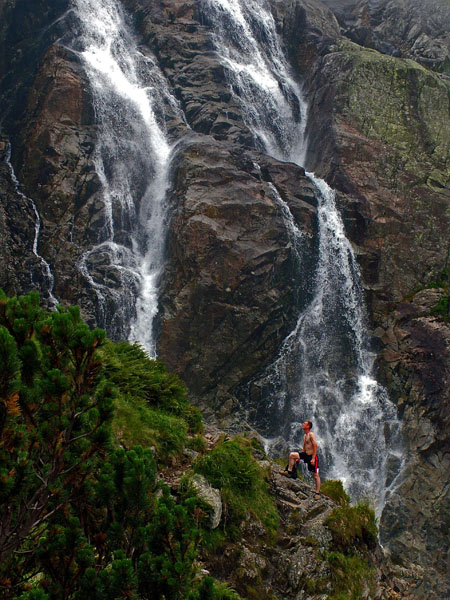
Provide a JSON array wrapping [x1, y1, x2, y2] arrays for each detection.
[[5, 144, 58, 307], [201, 0, 403, 507], [71, 0, 180, 353]]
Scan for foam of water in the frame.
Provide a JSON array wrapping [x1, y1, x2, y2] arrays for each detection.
[[71, 0, 177, 352], [203, 0, 308, 164]]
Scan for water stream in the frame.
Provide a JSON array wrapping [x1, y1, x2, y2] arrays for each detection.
[[201, 0, 403, 508], [71, 0, 180, 352], [68, 0, 402, 509], [5, 144, 58, 307]]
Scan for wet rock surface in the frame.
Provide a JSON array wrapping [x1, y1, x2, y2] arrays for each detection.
[[377, 289, 450, 598], [285, 5, 450, 593], [158, 138, 317, 418]]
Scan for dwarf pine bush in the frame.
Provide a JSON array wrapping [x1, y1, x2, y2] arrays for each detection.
[[0, 291, 214, 600]]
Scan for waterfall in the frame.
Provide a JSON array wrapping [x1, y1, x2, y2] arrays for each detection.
[[201, 0, 403, 507], [202, 0, 308, 164], [70, 0, 180, 353], [5, 144, 58, 307]]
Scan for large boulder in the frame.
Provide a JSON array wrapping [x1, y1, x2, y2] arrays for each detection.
[[191, 474, 222, 529]]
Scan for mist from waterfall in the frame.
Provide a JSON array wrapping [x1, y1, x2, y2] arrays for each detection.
[[71, 0, 179, 353], [202, 0, 403, 508]]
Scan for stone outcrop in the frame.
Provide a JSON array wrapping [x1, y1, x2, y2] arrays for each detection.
[[321, 0, 450, 76], [0, 1, 104, 320], [191, 473, 222, 529], [158, 138, 317, 419], [200, 462, 417, 599]]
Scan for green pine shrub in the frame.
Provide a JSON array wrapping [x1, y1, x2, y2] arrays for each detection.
[[321, 480, 351, 506], [0, 291, 209, 600], [138, 485, 201, 600], [0, 291, 115, 593]]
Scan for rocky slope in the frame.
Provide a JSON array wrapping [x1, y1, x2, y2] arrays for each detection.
[[278, 4, 450, 594], [164, 430, 418, 600], [0, 0, 449, 596]]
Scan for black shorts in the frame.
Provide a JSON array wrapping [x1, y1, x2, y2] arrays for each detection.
[[298, 451, 319, 473]]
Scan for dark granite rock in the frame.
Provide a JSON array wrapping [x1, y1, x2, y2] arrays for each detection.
[[158, 137, 317, 420], [321, 0, 450, 75]]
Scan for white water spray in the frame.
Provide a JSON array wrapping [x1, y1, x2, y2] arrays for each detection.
[[5, 144, 58, 307], [202, 0, 403, 508], [71, 0, 179, 352]]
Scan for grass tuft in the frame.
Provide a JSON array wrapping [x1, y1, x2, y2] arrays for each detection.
[[325, 502, 378, 553], [327, 551, 375, 600], [321, 480, 350, 506], [193, 437, 278, 541]]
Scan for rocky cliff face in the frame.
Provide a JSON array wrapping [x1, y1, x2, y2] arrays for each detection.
[[321, 0, 450, 75], [280, 4, 450, 594], [0, 0, 449, 596]]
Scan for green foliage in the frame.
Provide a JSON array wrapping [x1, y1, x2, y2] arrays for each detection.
[[113, 395, 189, 460], [195, 577, 245, 600], [325, 502, 378, 553], [194, 438, 278, 539], [321, 480, 350, 506], [0, 292, 208, 600], [187, 433, 207, 453], [102, 340, 202, 433], [326, 551, 375, 600], [138, 486, 201, 600], [0, 291, 114, 593]]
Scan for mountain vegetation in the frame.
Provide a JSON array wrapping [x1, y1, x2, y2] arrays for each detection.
[[0, 291, 404, 600]]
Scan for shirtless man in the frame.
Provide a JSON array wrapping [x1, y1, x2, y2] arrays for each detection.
[[281, 421, 321, 497]]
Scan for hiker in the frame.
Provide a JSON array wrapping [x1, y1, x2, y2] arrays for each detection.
[[281, 420, 321, 498]]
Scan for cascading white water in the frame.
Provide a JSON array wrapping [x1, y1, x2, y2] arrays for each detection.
[[71, 0, 178, 353], [267, 176, 404, 506], [5, 144, 58, 307], [203, 0, 308, 164], [202, 0, 403, 507]]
